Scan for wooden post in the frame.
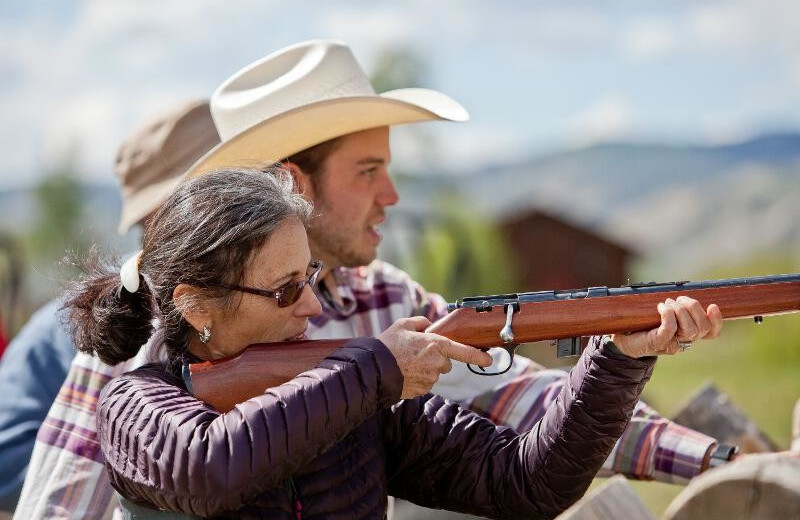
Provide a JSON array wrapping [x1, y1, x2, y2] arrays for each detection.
[[662, 453, 800, 520], [670, 382, 779, 453], [554, 476, 656, 520]]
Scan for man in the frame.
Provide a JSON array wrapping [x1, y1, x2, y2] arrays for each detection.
[[11, 100, 219, 519], [18, 40, 726, 519]]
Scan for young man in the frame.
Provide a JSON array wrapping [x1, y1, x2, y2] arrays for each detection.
[[18, 40, 725, 519]]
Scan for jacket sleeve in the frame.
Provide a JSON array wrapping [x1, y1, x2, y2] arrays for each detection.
[[97, 338, 402, 517], [383, 337, 656, 520]]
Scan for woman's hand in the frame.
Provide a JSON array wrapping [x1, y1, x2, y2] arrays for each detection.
[[378, 317, 493, 399], [611, 296, 723, 358]]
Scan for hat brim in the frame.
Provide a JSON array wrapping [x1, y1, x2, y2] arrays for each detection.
[[117, 174, 183, 234], [185, 88, 468, 178]]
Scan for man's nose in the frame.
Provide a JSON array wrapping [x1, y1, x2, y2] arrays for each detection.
[[376, 173, 399, 207]]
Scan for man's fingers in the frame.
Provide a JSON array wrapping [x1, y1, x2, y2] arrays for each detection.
[[439, 340, 492, 367]]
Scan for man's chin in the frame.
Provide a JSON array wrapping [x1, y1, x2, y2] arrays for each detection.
[[337, 248, 378, 269]]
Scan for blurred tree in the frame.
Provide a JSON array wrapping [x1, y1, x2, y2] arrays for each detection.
[[29, 155, 88, 277], [369, 45, 440, 169], [402, 193, 520, 301], [0, 231, 24, 339], [370, 46, 429, 93]]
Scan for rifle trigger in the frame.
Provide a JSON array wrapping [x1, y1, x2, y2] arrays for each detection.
[[499, 304, 515, 344]]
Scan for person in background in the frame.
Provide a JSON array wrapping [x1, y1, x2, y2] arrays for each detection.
[[0, 318, 7, 358], [9, 100, 219, 519]]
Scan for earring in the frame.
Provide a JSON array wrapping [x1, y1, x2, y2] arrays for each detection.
[[199, 325, 212, 344]]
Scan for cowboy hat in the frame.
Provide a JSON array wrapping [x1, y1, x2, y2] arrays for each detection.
[[186, 39, 468, 177], [116, 100, 220, 233]]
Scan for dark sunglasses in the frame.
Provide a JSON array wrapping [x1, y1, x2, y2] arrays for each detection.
[[216, 260, 322, 307]]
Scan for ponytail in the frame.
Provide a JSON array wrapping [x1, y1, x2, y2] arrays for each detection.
[[63, 249, 155, 365]]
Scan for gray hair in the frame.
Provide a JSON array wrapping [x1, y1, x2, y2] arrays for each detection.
[[65, 168, 312, 367]]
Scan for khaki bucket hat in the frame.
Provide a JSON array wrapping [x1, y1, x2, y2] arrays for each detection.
[[116, 100, 220, 233]]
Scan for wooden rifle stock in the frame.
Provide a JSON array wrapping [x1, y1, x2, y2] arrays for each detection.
[[190, 273, 800, 412]]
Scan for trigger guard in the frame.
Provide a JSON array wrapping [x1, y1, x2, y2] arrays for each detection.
[[467, 346, 516, 376]]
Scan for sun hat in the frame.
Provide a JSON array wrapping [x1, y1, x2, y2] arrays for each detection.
[[115, 100, 220, 233], [186, 39, 468, 177]]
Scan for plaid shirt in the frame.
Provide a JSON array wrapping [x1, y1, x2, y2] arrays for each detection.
[[15, 260, 713, 519]]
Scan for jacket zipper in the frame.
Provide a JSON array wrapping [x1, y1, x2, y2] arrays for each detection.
[[286, 476, 302, 519]]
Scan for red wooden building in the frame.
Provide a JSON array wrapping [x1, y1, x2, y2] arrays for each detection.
[[501, 209, 634, 292]]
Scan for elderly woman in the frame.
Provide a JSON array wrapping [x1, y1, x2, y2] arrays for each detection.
[[66, 168, 721, 519]]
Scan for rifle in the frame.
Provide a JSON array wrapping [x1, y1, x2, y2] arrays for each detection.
[[189, 273, 800, 412]]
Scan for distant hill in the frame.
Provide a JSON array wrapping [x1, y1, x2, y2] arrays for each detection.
[[458, 132, 799, 217], [398, 132, 800, 279], [2, 132, 798, 301]]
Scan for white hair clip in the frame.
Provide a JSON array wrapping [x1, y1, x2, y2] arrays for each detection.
[[120, 250, 144, 293]]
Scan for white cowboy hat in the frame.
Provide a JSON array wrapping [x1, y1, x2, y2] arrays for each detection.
[[186, 39, 468, 177]]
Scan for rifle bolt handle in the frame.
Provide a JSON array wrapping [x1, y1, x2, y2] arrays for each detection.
[[500, 304, 515, 343]]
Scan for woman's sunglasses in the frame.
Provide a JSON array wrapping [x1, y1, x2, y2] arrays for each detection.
[[216, 260, 322, 307]]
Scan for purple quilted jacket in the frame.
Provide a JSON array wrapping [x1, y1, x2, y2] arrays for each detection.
[[97, 336, 655, 519]]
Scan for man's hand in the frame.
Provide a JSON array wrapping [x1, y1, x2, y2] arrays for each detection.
[[612, 296, 723, 358], [378, 317, 492, 399]]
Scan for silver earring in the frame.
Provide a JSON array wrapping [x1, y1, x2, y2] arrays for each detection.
[[199, 325, 212, 344]]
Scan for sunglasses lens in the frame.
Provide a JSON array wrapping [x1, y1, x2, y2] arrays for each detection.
[[276, 261, 321, 307], [278, 283, 303, 307]]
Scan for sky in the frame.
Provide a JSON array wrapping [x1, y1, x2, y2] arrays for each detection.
[[2, 0, 800, 189]]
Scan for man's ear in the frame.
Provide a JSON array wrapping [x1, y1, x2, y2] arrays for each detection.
[[282, 161, 314, 199], [173, 283, 212, 333]]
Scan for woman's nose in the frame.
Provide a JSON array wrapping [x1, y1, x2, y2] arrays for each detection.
[[295, 284, 323, 317]]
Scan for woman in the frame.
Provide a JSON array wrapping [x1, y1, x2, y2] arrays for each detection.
[[66, 168, 721, 519]]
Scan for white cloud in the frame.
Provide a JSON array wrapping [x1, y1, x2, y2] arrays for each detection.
[[688, 3, 758, 52], [791, 60, 800, 89], [688, 0, 800, 54], [392, 123, 527, 174], [565, 95, 634, 145], [0, 0, 285, 186], [509, 7, 611, 52], [1, 0, 800, 190], [621, 19, 677, 61], [318, 8, 417, 48]]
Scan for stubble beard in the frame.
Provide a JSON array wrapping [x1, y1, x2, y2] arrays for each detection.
[[306, 212, 377, 269]]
